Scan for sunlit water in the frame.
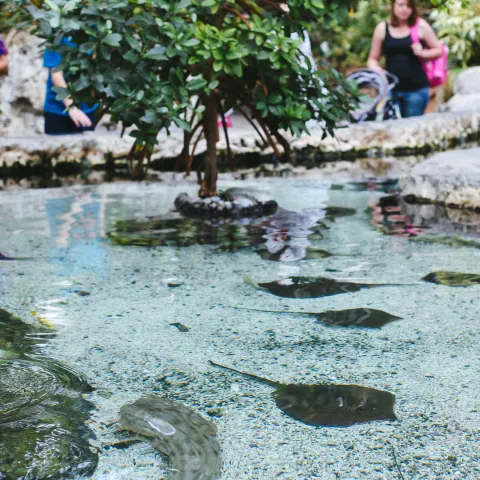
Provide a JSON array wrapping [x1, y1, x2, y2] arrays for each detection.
[[1, 174, 479, 479]]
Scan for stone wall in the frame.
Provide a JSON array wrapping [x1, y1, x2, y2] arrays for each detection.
[[0, 30, 46, 135]]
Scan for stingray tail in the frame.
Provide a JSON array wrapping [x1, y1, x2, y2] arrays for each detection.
[[209, 360, 278, 387], [243, 275, 263, 290], [230, 305, 307, 316]]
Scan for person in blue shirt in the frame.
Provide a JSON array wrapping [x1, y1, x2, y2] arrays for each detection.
[[43, 39, 97, 134], [0, 34, 8, 75]]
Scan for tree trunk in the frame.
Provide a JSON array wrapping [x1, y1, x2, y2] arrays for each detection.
[[199, 93, 218, 198]]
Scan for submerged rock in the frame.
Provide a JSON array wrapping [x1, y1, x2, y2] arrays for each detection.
[[120, 395, 221, 480], [210, 362, 396, 427], [0, 309, 97, 479], [245, 276, 394, 299], [422, 271, 480, 287]]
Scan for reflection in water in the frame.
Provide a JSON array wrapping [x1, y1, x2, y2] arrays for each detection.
[[0, 309, 97, 479], [108, 208, 333, 262], [369, 195, 425, 237], [247, 276, 391, 299], [210, 362, 396, 427], [46, 193, 108, 278], [370, 195, 480, 246], [422, 271, 480, 287], [120, 395, 221, 480], [256, 246, 332, 262]]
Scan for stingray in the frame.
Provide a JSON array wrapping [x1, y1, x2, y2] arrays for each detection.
[[422, 271, 480, 287], [209, 361, 396, 427], [233, 306, 401, 328], [245, 275, 400, 299], [120, 395, 221, 480]]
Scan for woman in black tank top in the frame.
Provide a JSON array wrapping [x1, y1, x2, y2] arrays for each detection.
[[367, 0, 443, 118]]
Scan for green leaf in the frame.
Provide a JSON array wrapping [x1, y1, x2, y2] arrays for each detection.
[[177, 0, 192, 8], [187, 77, 208, 91], [183, 38, 200, 47], [103, 33, 122, 47], [44, 0, 60, 13], [144, 46, 167, 60], [173, 117, 192, 132], [208, 80, 219, 90], [79, 42, 95, 53]]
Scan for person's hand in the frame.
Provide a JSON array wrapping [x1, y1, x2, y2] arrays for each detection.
[[369, 64, 385, 74], [411, 42, 424, 58], [68, 107, 92, 128]]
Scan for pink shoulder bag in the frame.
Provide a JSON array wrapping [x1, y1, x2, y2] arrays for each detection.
[[410, 20, 448, 88]]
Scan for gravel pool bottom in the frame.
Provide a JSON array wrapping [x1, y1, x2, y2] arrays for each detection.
[[0, 176, 479, 479]]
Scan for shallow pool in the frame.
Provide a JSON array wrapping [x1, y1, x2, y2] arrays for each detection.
[[1, 174, 479, 479]]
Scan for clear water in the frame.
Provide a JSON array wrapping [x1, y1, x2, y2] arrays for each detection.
[[1, 174, 479, 479]]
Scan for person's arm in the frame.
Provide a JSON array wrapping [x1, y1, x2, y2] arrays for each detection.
[[411, 19, 443, 60], [0, 55, 8, 75], [51, 69, 92, 127], [367, 23, 386, 72]]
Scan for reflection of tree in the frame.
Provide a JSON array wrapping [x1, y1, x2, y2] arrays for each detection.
[[109, 208, 330, 262]]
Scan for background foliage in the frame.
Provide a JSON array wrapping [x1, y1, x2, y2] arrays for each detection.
[[431, 0, 480, 67], [309, 0, 478, 72]]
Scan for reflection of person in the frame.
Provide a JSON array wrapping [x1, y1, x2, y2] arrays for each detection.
[[0, 34, 8, 75], [43, 39, 97, 134], [367, 0, 442, 118]]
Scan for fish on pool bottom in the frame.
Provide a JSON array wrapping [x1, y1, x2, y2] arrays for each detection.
[[120, 395, 221, 480], [245, 275, 400, 299], [209, 361, 397, 427]]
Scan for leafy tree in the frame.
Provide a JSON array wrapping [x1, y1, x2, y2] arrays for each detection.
[[8, 0, 357, 197], [431, 0, 480, 67]]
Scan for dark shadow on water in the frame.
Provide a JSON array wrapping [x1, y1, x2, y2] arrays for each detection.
[[209, 362, 397, 427], [0, 309, 98, 479]]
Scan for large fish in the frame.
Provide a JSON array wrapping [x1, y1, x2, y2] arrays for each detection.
[[209, 361, 396, 427], [422, 271, 480, 287], [120, 395, 221, 480], [245, 275, 398, 299], [232, 306, 401, 328]]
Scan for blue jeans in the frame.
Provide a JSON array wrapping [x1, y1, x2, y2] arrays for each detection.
[[393, 87, 430, 118]]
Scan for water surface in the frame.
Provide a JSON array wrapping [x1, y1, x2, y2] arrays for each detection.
[[1, 176, 479, 479]]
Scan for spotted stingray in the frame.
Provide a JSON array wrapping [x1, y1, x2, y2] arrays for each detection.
[[245, 275, 403, 299], [210, 361, 397, 427], [233, 306, 402, 328]]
